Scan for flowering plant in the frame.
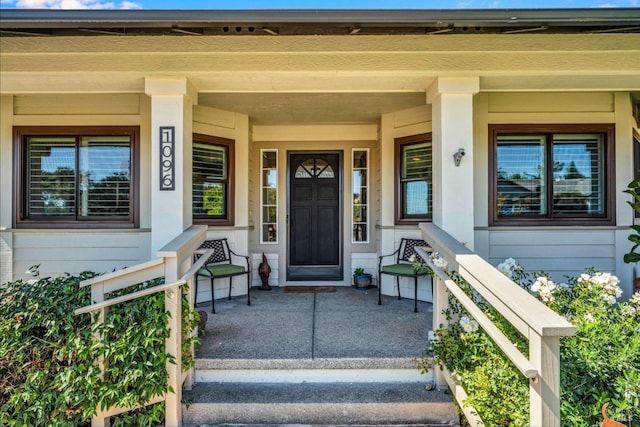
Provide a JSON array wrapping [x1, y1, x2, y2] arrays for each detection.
[[408, 254, 429, 273], [409, 251, 447, 274], [416, 260, 640, 426]]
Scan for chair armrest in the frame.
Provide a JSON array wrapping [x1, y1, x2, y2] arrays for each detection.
[[377, 248, 400, 270], [377, 248, 400, 262], [229, 249, 251, 271]]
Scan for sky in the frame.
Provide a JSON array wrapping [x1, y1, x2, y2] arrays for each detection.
[[0, 0, 638, 11]]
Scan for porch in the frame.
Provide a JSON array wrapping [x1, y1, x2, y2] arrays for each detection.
[[194, 285, 433, 362], [183, 286, 460, 425]]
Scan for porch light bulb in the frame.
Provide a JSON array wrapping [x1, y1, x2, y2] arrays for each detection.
[[412, 157, 421, 161]]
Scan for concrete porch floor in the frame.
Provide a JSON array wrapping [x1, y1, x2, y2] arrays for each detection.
[[194, 286, 433, 360]]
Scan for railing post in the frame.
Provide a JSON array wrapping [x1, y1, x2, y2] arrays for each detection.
[[183, 261, 196, 391], [164, 255, 182, 427], [529, 333, 562, 427], [433, 275, 449, 389], [91, 283, 110, 427]]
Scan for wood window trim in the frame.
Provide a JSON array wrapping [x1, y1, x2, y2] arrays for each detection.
[[395, 133, 433, 226], [192, 133, 235, 227], [13, 126, 140, 229], [488, 123, 616, 227]]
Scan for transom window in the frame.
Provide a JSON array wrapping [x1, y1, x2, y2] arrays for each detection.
[[15, 127, 138, 228], [192, 134, 234, 226], [395, 134, 433, 225], [490, 124, 615, 225]]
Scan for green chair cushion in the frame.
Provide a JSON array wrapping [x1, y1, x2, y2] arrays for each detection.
[[381, 263, 430, 277], [199, 264, 247, 277]]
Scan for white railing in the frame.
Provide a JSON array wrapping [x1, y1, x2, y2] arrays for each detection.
[[74, 225, 208, 427], [418, 223, 577, 427]]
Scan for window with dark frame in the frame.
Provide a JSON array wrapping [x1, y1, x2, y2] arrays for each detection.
[[489, 124, 615, 226], [15, 127, 138, 228], [395, 134, 433, 225], [192, 134, 234, 226]]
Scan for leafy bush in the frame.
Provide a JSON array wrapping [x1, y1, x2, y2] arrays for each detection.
[[0, 270, 199, 426], [417, 261, 640, 426], [624, 176, 640, 264], [417, 272, 529, 426]]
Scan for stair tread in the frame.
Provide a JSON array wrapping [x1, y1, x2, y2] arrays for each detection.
[[184, 383, 458, 426], [184, 382, 451, 404], [195, 357, 422, 370]]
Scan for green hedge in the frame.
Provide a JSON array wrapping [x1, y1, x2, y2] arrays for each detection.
[[0, 270, 199, 426]]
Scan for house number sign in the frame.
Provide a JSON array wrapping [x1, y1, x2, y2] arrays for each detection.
[[160, 126, 175, 191]]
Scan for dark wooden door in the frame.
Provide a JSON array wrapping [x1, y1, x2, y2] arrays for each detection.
[[288, 152, 342, 281]]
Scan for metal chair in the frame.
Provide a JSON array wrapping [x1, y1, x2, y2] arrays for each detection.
[[378, 238, 432, 313], [195, 239, 251, 313]]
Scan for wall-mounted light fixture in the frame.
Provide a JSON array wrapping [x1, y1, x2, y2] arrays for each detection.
[[453, 148, 466, 167]]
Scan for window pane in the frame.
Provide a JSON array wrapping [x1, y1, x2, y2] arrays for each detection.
[[295, 165, 312, 178], [403, 180, 429, 215], [263, 206, 277, 223], [26, 137, 76, 218], [552, 134, 604, 215], [353, 170, 364, 202], [263, 187, 277, 205], [262, 169, 277, 188], [353, 151, 367, 168], [353, 224, 367, 242], [263, 150, 276, 169], [263, 224, 277, 242], [402, 142, 431, 179], [79, 136, 131, 218], [200, 182, 225, 216], [496, 136, 546, 216], [353, 205, 367, 222], [193, 143, 227, 218]]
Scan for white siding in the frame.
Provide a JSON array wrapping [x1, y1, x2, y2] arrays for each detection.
[[486, 229, 616, 282], [11, 231, 151, 280]]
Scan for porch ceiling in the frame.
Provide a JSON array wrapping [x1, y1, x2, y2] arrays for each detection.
[[197, 91, 427, 124]]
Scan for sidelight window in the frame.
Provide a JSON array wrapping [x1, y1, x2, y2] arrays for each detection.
[[261, 150, 278, 243], [352, 149, 369, 243]]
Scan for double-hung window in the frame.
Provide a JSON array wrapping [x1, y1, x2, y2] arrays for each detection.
[[15, 127, 138, 228], [395, 134, 433, 224], [490, 124, 615, 225], [192, 134, 234, 226]]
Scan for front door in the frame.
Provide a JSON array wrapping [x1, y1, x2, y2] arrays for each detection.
[[287, 152, 343, 281]]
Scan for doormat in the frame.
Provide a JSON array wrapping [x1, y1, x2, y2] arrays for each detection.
[[284, 286, 336, 293]]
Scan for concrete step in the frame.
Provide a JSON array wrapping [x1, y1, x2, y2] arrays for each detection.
[[194, 357, 430, 383], [182, 382, 459, 426]]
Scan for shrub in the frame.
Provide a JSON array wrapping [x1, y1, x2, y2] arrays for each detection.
[[417, 262, 640, 426], [0, 270, 199, 426], [417, 272, 529, 426]]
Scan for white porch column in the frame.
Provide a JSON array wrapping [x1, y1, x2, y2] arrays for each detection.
[[427, 77, 479, 250], [145, 77, 197, 256]]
